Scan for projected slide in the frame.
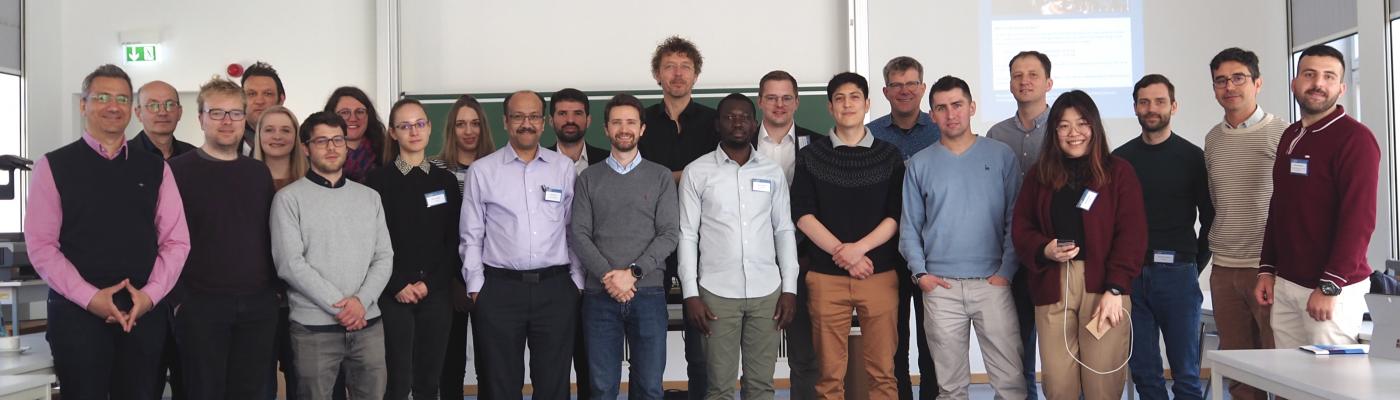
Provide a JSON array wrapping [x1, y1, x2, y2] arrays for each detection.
[[979, 0, 1144, 120]]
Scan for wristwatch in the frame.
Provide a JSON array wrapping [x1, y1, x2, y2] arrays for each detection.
[[911, 272, 928, 285], [1318, 280, 1342, 296], [1106, 287, 1123, 296], [629, 263, 644, 279]]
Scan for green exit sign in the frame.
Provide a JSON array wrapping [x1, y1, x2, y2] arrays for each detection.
[[124, 44, 157, 62]]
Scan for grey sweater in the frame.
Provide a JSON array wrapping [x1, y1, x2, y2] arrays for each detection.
[[271, 178, 394, 326], [569, 159, 679, 291]]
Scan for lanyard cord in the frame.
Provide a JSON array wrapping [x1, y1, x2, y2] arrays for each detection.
[[1062, 261, 1133, 375]]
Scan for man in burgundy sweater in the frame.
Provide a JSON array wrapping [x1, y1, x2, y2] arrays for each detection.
[[1255, 44, 1379, 349]]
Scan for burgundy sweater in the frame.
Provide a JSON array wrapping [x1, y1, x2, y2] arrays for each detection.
[[1259, 106, 1379, 289], [1012, 157, 1148, 306]]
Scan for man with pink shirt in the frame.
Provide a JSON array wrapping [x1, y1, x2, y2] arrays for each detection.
[[23, 64, 190, 399]]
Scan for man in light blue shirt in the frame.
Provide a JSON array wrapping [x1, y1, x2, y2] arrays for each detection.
[[678, 93, 798, 400], [900, 76, 1025, 399]]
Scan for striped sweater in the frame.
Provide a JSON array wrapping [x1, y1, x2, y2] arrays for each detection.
[[1203, 112, 1287, 268]]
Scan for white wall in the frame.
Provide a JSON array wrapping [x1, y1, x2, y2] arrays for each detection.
[[24, 0, 378, 157], [397, 0, 849, 95]]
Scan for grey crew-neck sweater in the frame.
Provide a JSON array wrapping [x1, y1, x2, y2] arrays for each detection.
[[271, 177, 394, 326], [569, 159, 680, 291]]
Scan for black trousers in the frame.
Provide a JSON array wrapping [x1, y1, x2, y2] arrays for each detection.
[[175, 289, 280, 399], [439, 307, 486, 400], [382, 288, 453, 400], [155, 308, 184, 399], [472, 267, 579, 400], [895, 266, 937, 400], [48, 290, 169, 400], [573, 299, 591, 400]]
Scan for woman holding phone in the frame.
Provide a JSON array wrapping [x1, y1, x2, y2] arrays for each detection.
[[1011, 90, 1147, 400]]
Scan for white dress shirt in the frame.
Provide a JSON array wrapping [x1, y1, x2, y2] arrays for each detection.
[[678, 146, 798, 299], [756, 123, 797, 184]]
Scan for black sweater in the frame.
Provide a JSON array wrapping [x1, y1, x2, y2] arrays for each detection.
[[168, 150, 276, 299], [1112, 133, 1214, 266], [364, 162, 463, 298], [790, 136, 905, 276]]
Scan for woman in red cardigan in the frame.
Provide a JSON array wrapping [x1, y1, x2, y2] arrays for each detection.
[[1012, 90, 1148, 400]]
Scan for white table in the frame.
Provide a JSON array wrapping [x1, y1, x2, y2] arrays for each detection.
[[0, 375, 52, 400], [0, 281, 47, 337], [1207, 349, 1400, 400], [0, 333, 52, 376]]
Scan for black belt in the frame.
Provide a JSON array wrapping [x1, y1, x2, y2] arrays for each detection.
[[484, 264, 570, 283]]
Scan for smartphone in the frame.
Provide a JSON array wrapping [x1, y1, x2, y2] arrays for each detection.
[[1057, 239, 1077, 248]]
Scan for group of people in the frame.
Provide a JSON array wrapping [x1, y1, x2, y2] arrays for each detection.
[[21, 34, 1378, 400]]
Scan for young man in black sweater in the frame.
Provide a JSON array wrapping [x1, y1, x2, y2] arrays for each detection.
[[365, 99, 460, 399], [168, 76, 279, 399], [1111, 74, 1214, 400]]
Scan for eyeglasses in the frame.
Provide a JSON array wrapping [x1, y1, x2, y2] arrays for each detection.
[[886, 80, 923, 92], [87, 93, 131, 105], [762, 95, 796, 104], [336, 108, 369, 120], [143, 100, 181, 113], [394, 119, 429, 131], [204, 109, 246, 121], [1212, 73, 1254, 88], [306, 136, 348, 149], [507, 113, 546, 124]]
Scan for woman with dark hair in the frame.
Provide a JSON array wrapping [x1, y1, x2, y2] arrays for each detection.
[[429, 94, 495, 193], [365, 98, 460, 399], [1011, 90, 1147, 400], [323, 86, 387, 182], [428, 94, 494, 399]]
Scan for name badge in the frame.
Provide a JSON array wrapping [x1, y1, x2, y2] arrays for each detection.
[[425, 190, 447, 207], [751, 179, 773, 192], [542, 186, 564, 203], [1153, 250, 1175, 264], [797, 136, 811, 149], [1077, 189, 1098, 211], [1290, 158, 1309, 176]]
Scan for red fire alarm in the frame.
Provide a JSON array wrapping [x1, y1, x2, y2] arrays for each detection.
[[227, 63, 244, 78]]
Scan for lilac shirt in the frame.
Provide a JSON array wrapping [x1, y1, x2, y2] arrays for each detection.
[[459, 146, 582, 293], [23, 132, 191, 307]]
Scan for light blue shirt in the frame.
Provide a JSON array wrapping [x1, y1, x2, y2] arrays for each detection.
[[678, 146, 799, 299], [867, 112, 941, 159], [605, 153, 641, 175], [899, 137, 1021, 279]]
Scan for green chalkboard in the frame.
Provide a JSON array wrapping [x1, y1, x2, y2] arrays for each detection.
[[403, 87, 835, 155]]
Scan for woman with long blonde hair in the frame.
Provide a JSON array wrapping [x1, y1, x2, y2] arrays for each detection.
[[429, 94, 496, 192], [254, 105, 308, 190]]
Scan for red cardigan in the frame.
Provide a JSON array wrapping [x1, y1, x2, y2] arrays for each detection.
[[1012, 157, 1148, 306]]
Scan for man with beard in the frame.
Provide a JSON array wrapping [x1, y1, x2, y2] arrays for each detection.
[[460, 90, 583, 399], [1112, 74, 1213, 400], [550, 88, 609, 176], [272, 111, 394, 399], [679, 93, 798, 400], [168, 76, 280, 399], [570, 93, 679, 399], [1255, 44, 1379, 350]]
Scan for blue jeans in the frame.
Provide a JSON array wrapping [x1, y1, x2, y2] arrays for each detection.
[[1129, 261, 1204, 400], [583, 287, 669, 399]]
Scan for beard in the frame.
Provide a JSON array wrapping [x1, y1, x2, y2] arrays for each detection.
[[1296, 89, 1340, 116], [555, 123, 585, 143], [1136, 112, 1170, 133]]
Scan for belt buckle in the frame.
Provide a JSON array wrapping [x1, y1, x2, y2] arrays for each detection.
[[522, 272, 541, 283]]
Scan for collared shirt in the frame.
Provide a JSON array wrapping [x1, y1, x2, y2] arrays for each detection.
[[393, 157, 432, 175], [459, 146, 582, 293], [829, 127, 876, 148], [24, 132, 191, 308], [677, 146, 799, 299], [988, 108, 1050, 177], [606, 153, 641, 175], [306, 169, 347, 188], [867, 112, 941, 159], [573, 149, 590, 175], [757, 123, 798, 184], [129, 131, 195, 160], [239, 125, 256, 157], [639, 100, 719, 172], [1226, 105, 1267, 130]]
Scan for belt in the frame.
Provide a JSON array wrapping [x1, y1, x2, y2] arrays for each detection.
[[484, 264, 570, 283]]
